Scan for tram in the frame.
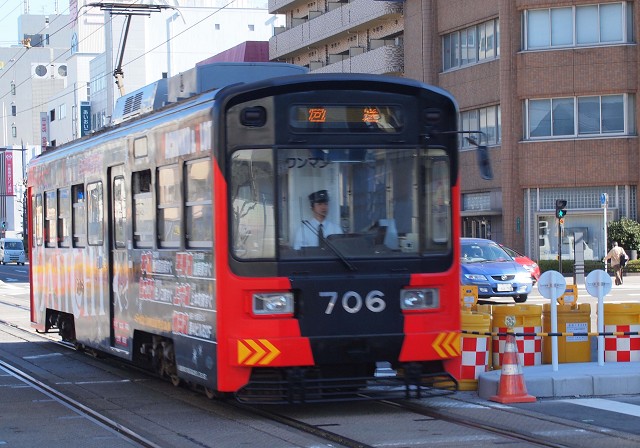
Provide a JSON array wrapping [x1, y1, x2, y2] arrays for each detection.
[[28, 62, 490, 402]]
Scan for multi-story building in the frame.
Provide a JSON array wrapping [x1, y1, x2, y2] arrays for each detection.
[[271, 0, 640, 262], [0, 0, 284, 236], [0, 13, 72, 150], [419, 0, 637, 262], [0, 13, 69, 236], [269, 0, 404, 74]]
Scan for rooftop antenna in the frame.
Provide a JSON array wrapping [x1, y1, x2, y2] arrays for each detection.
[[85, 2, 177, 96]]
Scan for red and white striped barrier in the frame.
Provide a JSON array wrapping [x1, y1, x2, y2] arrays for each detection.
[[604, 324, 640, 362], [493, 326, 542, 368]]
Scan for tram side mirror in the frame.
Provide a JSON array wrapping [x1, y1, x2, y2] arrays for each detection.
[[476, 144, 493, 180], [465, 135, 493, 181]]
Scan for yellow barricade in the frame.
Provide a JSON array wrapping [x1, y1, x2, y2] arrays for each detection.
[[542, 303, 591, 364]]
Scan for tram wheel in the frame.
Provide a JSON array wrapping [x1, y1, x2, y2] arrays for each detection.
[[204, 387, 216, 399]]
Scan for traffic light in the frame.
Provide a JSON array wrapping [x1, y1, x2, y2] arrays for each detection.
[[555, 199, 567, 219]]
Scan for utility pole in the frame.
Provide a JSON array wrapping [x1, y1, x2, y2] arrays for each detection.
[[555, 199, 567, 273]]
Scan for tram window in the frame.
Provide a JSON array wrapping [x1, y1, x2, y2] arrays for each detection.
[[133, 137, 148, 158], [133, 170, 153, 248], [35, 194, 43, 247], [113, 176, 126, 249], [87, 181, 104, 246], [44, 190, 57, 248], [72, 184, 86, 247], [57, 187, 71, 248], [230, 149, 275, 259], [185, 158, 212, 247], [426, 155, 451, 248], [157, 165, 181, 248]]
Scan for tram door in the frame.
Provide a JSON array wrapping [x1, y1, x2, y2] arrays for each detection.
[[108, 165, 131, 352]]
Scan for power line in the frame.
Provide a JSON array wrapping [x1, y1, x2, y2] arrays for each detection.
[[0, 0, 241, 127]]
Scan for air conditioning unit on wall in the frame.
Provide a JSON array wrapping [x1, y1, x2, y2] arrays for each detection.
[[31, 63, 68, 79]]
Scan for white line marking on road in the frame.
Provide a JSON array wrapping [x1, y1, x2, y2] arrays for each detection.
[[561, 398, 640, 417]]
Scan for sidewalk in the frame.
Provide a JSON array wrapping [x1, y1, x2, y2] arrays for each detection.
[[478, 361, 640, 400], [477, 273, 640, 400]]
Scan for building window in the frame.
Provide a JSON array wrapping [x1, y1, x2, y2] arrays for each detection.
[[11, 104, 16, 116], [50, 109, 55, 122], [460, 105, 501, 148], [59, 103, 66, 119], [215, 24, 220, 30], [11, 124, 16, 137], [248, 24, 254, 31], [443, 19, 499, 71], [526, 94, 635, 139], [524, 2, 631, 50], [10, 82, 15, 95]]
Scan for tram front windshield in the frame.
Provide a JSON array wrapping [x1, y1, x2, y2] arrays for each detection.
[[230, 147, 451, 260]]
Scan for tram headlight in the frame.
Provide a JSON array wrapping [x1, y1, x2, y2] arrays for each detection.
[[400, 288, 439, 310], [252, 292, 294, 315]]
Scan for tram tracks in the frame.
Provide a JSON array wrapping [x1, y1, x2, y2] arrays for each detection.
[[0, 317, 546, 448], [386, 396, 640, 448], [0, 357, 162, 448], [2, 306, 640, 448]]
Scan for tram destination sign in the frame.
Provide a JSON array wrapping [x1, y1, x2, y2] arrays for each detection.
[[290, 105, 403, 132]]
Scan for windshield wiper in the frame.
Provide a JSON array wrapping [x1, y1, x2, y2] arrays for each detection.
[[301, 220, 357, 271]]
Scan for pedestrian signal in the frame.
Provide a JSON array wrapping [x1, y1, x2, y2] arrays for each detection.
[[555, 199, 567, 219]]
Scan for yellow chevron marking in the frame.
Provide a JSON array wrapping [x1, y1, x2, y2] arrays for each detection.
[[237, 340, 252, 364], [258, 339, 281, 365], [432, 333, 448, 358], [245, 339, 266, 365], [432, 332, 461, 358], [443, 332, 460, 357]]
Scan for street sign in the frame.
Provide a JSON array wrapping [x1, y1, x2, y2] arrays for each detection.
[[537, 270, 566, 300], [600, 193, 608, 208], [585, 269, 612, 298]]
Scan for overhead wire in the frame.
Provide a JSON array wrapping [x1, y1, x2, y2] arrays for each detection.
[[0, 0, 240, 128]]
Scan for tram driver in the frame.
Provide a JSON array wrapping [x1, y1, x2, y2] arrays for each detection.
[[293, 190, 342, 250]]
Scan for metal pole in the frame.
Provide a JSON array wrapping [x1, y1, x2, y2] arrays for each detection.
[[558, 219, 562, 273], [604, 202, 608, 268]]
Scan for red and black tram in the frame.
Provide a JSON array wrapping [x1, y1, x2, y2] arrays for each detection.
[[28, 63, 475, 402]]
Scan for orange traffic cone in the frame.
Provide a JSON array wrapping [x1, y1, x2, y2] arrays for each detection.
[[489, 332, 536, 403]]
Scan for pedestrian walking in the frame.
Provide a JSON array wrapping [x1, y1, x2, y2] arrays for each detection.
[[604, 241, 627, 285]]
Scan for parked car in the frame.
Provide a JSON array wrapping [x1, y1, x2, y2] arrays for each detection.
[[461, 238, 533, 303], [499, 243, 540, 283], [0, 238, 26, 265]]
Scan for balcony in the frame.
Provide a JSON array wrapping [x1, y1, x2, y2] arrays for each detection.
[[269, 0, 348, 14], [311, 44, 404, 75], [269, 0, 403, 60]]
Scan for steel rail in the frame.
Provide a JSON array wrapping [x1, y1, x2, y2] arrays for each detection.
[[0, 357, 162, 448], [383, 398, 569, 448]]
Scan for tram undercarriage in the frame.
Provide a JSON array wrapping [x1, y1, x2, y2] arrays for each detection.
[[42, 310, 181, 386], [236, 362, 458, 404]]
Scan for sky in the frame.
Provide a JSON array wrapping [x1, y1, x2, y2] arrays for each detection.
[[0, 0, 60, 47]]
